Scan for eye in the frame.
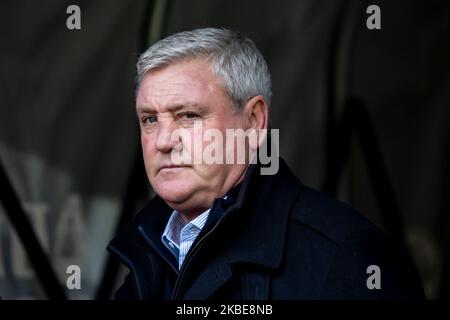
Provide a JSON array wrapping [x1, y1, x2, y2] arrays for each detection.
[[180, 112, 199, 121], [143, 116, 157, 124]]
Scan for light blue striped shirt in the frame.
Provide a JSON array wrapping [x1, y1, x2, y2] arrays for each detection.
[[161, 208, 211, 269]]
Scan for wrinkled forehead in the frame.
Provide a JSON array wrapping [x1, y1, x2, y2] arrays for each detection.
[[136, 59, 230, 112]]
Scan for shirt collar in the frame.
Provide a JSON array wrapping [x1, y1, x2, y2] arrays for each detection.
[[189, 208, 211, 230], [161, 208, 211, 251]]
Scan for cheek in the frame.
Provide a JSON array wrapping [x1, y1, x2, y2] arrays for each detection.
[[192, 163, 226, 183], [141, 134, 157, 165], [141, 133, 154, 151], [180, 128, 196, 152]]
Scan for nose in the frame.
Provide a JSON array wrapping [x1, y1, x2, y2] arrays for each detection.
[[155, 121, 179, 153]]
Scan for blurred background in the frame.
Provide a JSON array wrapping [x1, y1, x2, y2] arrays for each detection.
[[0, 0, 449, 299]]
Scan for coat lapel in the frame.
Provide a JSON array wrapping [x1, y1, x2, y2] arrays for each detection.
[[225, 158, 303, 268]]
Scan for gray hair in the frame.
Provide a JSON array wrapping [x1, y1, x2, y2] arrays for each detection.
[[136, 28, 272, 111]]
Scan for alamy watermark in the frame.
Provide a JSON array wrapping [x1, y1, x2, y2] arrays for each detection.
[[66, 5, 81, 30], [366, 5, 381, 30], [66, 265, 81, 290], [366, 264, 381, 290], [164, 122, 279, 175]]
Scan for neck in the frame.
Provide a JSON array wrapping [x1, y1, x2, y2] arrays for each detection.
[[179, 208, 208, 223]]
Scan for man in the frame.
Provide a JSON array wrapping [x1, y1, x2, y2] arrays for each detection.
[[107, 28, 424, 299]]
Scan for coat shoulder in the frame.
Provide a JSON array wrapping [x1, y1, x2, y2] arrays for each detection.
[[284, 186, 424, 299], [290, 186, 375, 245]]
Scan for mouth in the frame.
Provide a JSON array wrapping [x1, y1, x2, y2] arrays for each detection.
[[157, 164, 191, 173]]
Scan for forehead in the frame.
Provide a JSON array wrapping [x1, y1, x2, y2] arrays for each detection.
[[136, 59, 229, 112]]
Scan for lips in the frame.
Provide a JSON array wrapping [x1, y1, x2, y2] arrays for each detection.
[[157, 164, 190, 173]]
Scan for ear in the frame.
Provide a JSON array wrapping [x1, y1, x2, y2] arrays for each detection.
[[242, 95, 269, 149]]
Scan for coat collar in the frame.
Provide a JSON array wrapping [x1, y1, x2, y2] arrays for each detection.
[[220, 158, 303, 269]]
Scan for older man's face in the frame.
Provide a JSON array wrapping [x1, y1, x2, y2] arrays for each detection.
[[136, 59, 250, 218]]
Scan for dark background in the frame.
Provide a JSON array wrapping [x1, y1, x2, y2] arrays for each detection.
[[0, 0, 449, 299]]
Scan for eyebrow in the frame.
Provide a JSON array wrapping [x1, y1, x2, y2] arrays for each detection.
[[137, 103, 208, 114]]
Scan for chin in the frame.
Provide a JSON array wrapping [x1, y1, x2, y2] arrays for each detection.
[[153, 180, 194, 205], [152, 180, 213, 216]]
